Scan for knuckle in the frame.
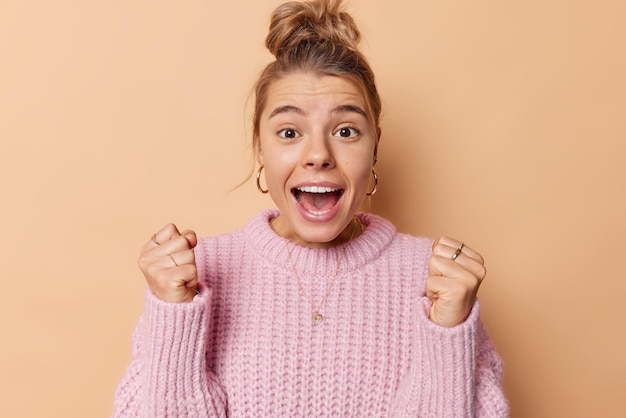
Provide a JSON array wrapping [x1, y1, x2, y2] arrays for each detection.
[[137, 255, 148, 270], [440, 236, 455, 247], [431, 245, 445, 257], [144, 263, 162, 280], [182, 229, 197, 237], [428, 255, 440, 269], [139, 255, 158, 274], [172, 235, 191, 251], [163, 223, 179, 237], [465, 275, 482, 292], [477, 265, 487, 280]]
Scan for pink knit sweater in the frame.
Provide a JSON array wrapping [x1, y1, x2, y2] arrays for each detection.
[[113, 210, 508, 417]]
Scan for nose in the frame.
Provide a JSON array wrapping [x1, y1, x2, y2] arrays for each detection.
[[303, 133, 335, 169]]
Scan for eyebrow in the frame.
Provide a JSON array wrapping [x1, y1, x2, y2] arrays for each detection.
[[330, 104, 368, 119], [268, 104, 368, 119], [269, 105, 306, 118]]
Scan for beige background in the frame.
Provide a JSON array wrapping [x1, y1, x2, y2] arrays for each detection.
[[1, 0, 624, 417]]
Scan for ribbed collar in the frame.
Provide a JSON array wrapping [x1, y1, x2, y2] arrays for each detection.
[[243, 209, 397, 279]]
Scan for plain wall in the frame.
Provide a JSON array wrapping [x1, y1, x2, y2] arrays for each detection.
[[1, 0, 624, 416]]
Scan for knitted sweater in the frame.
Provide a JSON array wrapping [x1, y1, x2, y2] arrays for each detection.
[[113, 210, 509, 417]]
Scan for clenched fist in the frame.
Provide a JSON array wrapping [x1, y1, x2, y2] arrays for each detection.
[[426, 237, 486, 327], [138, 223, 199, 303]]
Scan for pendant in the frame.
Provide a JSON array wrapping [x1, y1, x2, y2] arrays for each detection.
[[312, 312, 324, 324]]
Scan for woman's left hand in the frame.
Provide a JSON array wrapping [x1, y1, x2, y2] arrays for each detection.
[[426, 237, 487, 327]]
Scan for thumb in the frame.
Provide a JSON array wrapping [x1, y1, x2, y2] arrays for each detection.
[[181, 229, 198, 249], [429, 238, 442, 276], [429, 253, 447, 275]]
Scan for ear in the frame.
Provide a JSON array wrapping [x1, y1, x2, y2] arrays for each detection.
[[254, 135, 264, 165], [373, 127, 381, 164]]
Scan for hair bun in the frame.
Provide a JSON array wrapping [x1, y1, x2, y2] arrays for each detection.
[[266, 0, 361, 59]]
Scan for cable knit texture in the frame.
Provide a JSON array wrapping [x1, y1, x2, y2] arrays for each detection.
[[113, 210, 509, 417]]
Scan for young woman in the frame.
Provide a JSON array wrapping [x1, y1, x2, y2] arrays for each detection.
[[113, 0, 509, 416]]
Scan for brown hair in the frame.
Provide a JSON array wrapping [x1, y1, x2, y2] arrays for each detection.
[[252, 0, 382, 155]]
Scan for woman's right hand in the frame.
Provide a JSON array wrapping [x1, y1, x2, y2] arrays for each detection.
[[138, 224, 199, 303]]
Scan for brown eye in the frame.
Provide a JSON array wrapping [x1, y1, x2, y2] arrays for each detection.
[[278, 129, 299, 139], [334, 127, 358, 138]]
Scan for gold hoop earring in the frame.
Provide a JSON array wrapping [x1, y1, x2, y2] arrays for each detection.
[[366, 168, 378, 196], [256, 165, 269, 194]]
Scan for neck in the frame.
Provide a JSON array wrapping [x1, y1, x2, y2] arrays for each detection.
[[270, 216, 364, 248]]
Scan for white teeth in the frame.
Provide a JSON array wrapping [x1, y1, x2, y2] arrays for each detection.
[[297, 186, 337, 193], [308, 209, 331, 215]]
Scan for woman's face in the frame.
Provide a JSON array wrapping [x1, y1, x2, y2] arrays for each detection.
[[257, 72, 377, 248]]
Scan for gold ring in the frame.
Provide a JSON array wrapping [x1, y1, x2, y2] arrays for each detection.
[[151, 233, 160, 245], [169, 254, 178, 267], [451, 242, 464, 261]]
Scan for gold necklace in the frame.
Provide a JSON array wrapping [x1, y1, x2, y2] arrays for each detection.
[[286, 218, 363, 324]]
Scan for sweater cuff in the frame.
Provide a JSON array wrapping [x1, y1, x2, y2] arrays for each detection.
[[414, 297, 479, 413], [416, 296, 480, 339], [142, 285, 210, 406]]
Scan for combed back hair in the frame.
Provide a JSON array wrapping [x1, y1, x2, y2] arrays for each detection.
[[252, 0, 382, 153]]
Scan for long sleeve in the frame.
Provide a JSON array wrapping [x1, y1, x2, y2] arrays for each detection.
[[390, 299, 509, 417], [112, 285, 227, 417], [113, 210, 508, 416]]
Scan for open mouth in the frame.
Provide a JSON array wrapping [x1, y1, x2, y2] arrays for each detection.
[[292, 186, 344, 215]]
